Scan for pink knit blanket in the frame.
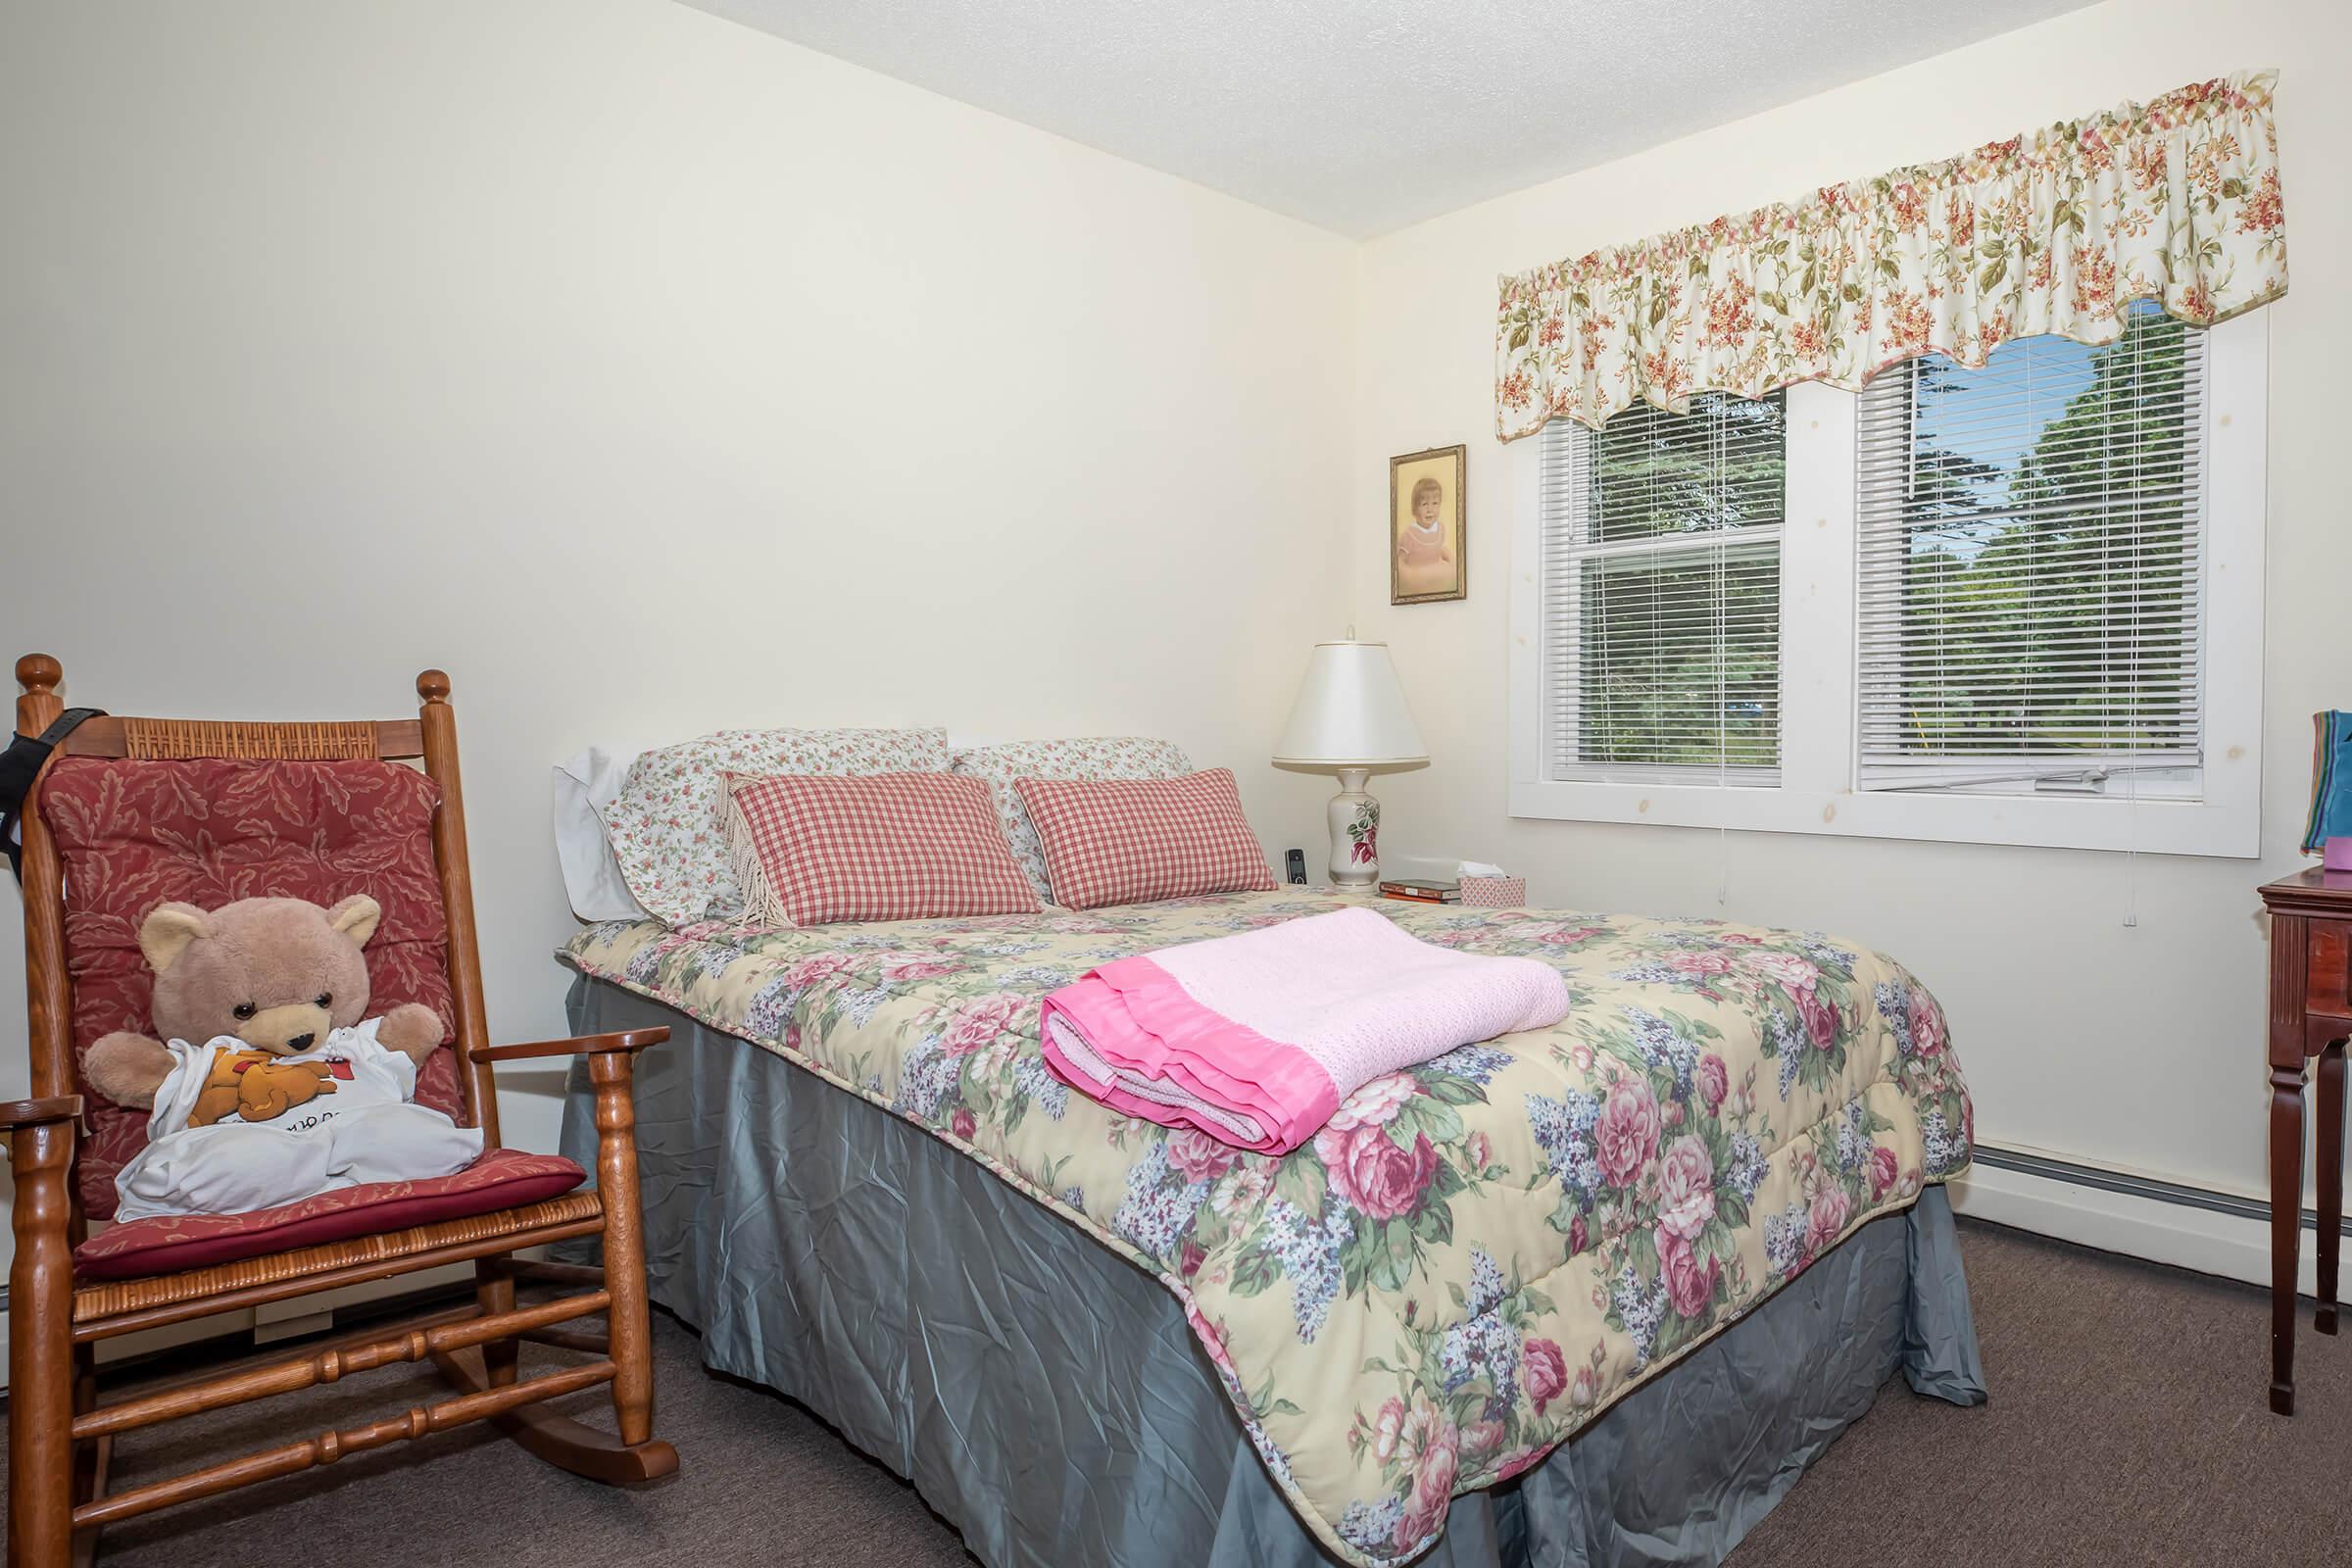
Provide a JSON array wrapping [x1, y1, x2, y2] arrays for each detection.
[[1038, 906, 1571, 1153]]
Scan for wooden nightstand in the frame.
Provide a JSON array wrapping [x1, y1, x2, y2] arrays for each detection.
[[2259, 866, 2352, 1414]]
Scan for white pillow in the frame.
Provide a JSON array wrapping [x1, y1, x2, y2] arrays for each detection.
[[601, 727, 954, 926], [950, 737, 1193, 904], [552, 744, 652, 922]]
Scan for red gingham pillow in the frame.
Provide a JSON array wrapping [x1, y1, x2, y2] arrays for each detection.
[[723, 772, 1040, 926], [1014, 769, 1276, 909]]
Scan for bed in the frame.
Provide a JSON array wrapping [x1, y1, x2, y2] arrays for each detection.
[[554, 891, 1984, 1567]]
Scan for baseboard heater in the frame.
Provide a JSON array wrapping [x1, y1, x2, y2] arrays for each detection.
[[1972, 1143, 2348, 1236]]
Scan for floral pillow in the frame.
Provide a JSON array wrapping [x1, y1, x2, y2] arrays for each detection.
[[600, 727, 952, 926], [951, 737, 1192, 905]]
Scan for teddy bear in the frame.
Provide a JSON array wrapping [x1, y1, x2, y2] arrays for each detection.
[[87, 895, 485, 1221]]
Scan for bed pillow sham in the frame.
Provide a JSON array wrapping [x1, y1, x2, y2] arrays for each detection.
[[724, 772, 1041, 927], [552, 743, 652, 922], [951, 737, 1194, 905], [601, 727, 953, 926], [1014, 768, 1276, 910]]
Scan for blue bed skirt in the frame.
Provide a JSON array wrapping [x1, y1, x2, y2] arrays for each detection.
[[561, 974, 1984, 1568]]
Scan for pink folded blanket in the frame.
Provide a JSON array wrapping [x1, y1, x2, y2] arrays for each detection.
[[1038, 906, 1571, 1153]]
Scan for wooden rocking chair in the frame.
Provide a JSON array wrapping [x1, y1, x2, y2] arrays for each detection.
[[4, 655, 676, 1567]]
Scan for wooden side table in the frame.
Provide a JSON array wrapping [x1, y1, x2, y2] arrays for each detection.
[[2259, 867, 2352, 1414]]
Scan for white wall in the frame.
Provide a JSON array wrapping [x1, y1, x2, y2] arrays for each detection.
[[2, 0, 2342, 1291], [1348, 0, 2351, 1202], [0, 0, 1355, 1198]]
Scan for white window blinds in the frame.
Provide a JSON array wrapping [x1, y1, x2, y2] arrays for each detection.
[[1540, 393, 1786, 784], [1854, 303, 2206, 793]]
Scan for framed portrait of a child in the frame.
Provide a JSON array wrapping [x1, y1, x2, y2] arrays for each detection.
[[1390, 444, 1466, 605]]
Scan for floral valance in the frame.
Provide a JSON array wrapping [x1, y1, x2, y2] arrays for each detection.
[[1495, 71, 2286, 440]]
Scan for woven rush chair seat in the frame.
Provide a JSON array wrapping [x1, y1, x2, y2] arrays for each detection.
[[72, 1147, 592, 1285], [74, 1188, 605, 1322]]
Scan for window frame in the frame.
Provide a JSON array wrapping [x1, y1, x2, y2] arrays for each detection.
[[1505, 311, 2267, 858], [1541, 390, 1789, 788]]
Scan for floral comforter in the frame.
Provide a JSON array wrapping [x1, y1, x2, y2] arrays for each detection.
[[561, 892, 1971, 1567]]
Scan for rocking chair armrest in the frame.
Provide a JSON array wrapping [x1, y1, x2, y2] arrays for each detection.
[[470, 1028, 669, 1065], [0, 1095, 82, 1132]]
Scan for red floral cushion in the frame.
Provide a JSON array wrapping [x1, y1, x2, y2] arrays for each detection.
[[73, 1149, 587, 1281], [1014, 768, 1277, 909], [38, 758, 466, 1219]]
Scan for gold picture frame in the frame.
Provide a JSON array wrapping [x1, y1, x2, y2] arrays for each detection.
[[1390, 444, 1466, 605]]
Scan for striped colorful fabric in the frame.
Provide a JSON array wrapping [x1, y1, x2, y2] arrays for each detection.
[[2305, 711, 2352, 856], [725, 772, 1040, 927], [1015, 768, 1275, 909]]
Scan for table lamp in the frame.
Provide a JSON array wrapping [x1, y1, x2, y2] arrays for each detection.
[[1274, 639, 1428, 889]]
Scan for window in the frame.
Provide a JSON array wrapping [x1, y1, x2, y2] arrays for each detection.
[[1855, 305, 2204, 795], [1508, 310, 2265, 857], [1542, 393, 1786, 783]]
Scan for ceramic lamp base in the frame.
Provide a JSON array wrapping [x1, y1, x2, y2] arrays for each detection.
[[2327, 836, 2352, 872], [1328, 768, 1380, 888]]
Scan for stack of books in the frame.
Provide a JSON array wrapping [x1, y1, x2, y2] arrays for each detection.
[[2306, 710, 2352, 865], [1378, 878, 1459, 905]]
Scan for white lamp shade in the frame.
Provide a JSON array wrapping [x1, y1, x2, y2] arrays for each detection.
[[1273, 641, 1428, 768]]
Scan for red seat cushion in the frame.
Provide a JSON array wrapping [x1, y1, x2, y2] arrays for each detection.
[[38, 757, 467, 1219], [73, 1149, 587, 1281]]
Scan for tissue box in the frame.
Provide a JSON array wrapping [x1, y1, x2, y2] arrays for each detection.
[[1459, 875, 1527, 908]]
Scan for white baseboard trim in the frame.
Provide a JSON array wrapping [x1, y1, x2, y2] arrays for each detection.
[[1950, 1155, 2317, 1297]]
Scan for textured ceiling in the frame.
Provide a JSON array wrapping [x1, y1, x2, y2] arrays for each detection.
[[684, 0, 2095, 238]]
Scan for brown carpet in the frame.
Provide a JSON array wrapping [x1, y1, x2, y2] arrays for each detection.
[[26, 1219, 2352, 1566]]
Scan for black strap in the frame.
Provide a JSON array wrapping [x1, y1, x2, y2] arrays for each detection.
[[1, 708, 105, 882]]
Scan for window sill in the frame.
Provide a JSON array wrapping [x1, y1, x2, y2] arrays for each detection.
[[1507, 775, 2259, 858]]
